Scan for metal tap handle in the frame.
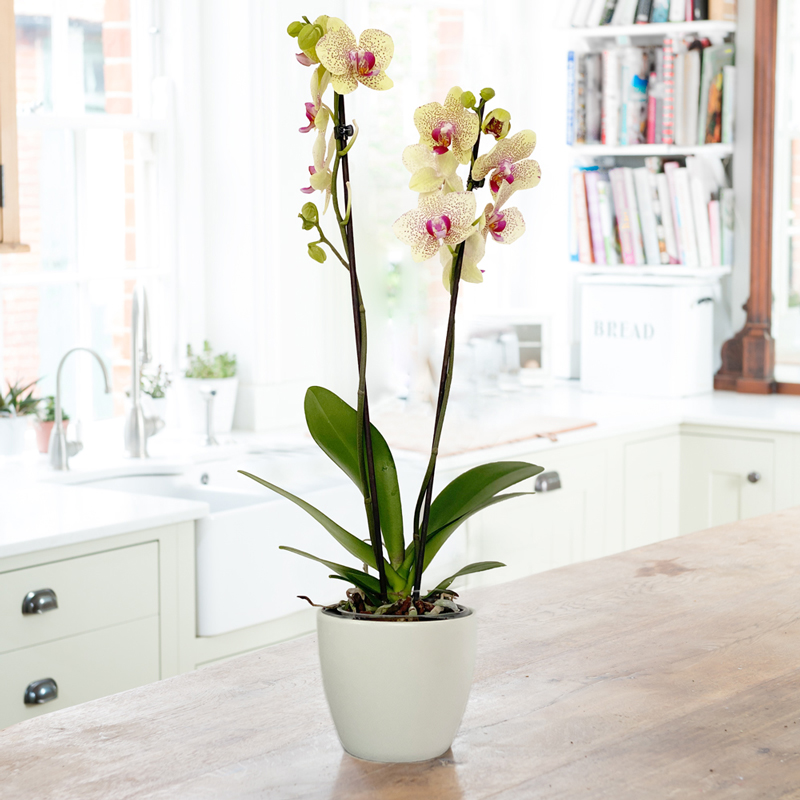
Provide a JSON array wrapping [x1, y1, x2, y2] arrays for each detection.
[[203, 390, 218, 446]]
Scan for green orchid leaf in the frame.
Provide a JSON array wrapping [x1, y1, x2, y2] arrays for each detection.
[[239, 471, 375, 568], [304, 386, 405, 568], [428, 461, 544, 536], [327, 575, 382, 606], [279, 546, 382, 598], [423, 491, 533, 571], [428, 561, 506, 594]]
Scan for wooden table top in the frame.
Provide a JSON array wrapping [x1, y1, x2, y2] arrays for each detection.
[[3, 509, 800, 799]]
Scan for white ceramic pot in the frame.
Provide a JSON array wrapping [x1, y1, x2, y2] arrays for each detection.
[[0, 416, 29, 456], [179, 377, 238, 434], [317, 607, 477, 763]]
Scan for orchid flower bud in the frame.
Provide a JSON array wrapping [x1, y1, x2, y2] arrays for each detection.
[[301, 202, 319, 224], [460, 91, 476, 109], [297, 23, 323, 53], [308, 243, 327, 263], [482, 108, 511, 140], [479, 87, 495, 101], [287, 21, 304, 37]]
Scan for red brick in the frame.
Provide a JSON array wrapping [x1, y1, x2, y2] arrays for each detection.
[[102, 28, 131, 59], [104, 0, 131, 23], [104, 63, 132, 92], [105, 96, 133, 114], [124, 164, 135, 193], [123, 132, 134, 160], [125, 198, 136, 227], [125, 232, 136, 261]]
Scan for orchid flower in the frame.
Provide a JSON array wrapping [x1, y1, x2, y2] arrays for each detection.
[[301, 128, 336, 212], [414, 86, 480, 164], [393, 191, 477, 263], [402, 144, 463, 194], [481, 108, 511, 140], [480, 198, 525, 245], [315, 18, 394, 94], [471, 129, 541, 197], [439, 230, 486, 291]]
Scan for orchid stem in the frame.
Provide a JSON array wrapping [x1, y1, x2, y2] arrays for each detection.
[[334, 92, 387, 602]]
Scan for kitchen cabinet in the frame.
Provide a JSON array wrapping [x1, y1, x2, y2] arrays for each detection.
[[679, 432, 775, 534]]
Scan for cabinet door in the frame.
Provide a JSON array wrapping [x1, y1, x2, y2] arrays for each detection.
[[462, 446, 608, 589], [680, 434, 775, 535], [624, 435, 680, 548]]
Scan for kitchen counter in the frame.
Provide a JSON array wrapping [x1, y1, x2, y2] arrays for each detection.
[[2, 507, 798, 799]]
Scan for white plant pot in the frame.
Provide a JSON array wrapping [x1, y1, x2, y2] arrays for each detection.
[[317, 607, 477, 763], [141, 395, 168, 424], [179, 377, 238, 434], [0, 416, 29, 456]]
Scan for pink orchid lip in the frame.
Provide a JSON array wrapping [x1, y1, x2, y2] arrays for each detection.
[[349, 49, 379, 77], [484, 117, 505, 139], [296, 52, 314, 67], [432, 121, 455, 154], [487, 211, 507, 241], [299, 102, 317, 133], [425, 214, 452, 241], [301, 166, 317, 194], [489, 160, 515, 193]]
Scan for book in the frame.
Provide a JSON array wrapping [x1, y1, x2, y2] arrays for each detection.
[[651, 0, 671, 22], [722, 64, 735, 144], [645, 157, 670, 263], [572, 169, 594, 263], [585, 0, 609, 27], [575, 53, 588, 144], [669, 0, 686, 22], [634, 167, 662, 265], [647, 72, 657, 144], [692, 0, 708, 19], [654, 47, 665, 143], [673, 52, 686, 145], [611, 0, 639, 25], [621, 47, 649, 146], [585, 171, 607, 264], [662, 38, 675, 144], [567, 51, 576, 145], [610, 168, 636, 264], [602, 49, 621, 145], [690, 172, 714, 266], [599, 0, 619, 24], [696, 43, 735, 145], [623, 167, 646, 264], [596, 174, 621, 263], [705, 71, 723, 143], [709, 0, 736, 20], [656, 172, 680, 263], [682, 47, 701, 148], [708, 199, 721, 266], [636, 0, 654, 23], [673, 166, 700, 267], [720, 187, 734, 265], [571, 0, 595, 27], [664, 161, 685, 263], [586, 53, 603, 143]]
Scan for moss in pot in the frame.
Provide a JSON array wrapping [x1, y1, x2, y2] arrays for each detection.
[[241, 13, 543, 763]]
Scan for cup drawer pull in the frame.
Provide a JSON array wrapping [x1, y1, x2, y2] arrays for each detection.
[[24, 678, 58, 705], [534, 471, 562, 493], [22, 588, 59, 615]]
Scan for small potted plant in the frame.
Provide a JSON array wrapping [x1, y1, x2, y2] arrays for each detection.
[[0, 380, 40, 456], [33, 396, 69, 454], [240, 15, 542, 763], [181, 341, 238, 434], [140, 365, 171, 424]]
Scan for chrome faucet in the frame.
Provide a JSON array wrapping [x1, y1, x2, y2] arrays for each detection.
[[49, 348, 111, 470], [125, 284, 164, 458]]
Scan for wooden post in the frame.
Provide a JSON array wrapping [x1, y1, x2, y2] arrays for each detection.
[[714, 0, 778, 393], [0, 0, 29, 252]]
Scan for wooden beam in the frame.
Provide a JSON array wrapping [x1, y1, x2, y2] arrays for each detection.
[[714, 0, 780, 393]]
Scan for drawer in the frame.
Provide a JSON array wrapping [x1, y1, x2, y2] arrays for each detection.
[[0, 615, 160, 730], [0, 543, 159, 655]]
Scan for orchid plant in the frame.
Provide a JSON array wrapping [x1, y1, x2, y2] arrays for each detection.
[[242, 15, 544, 616]]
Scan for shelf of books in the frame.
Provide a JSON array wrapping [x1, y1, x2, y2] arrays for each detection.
[[566, 0, 736, 276], [568, 21, 736, 39]]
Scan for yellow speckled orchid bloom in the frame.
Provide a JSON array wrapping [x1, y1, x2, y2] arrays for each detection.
[[393, 191, 477, 263], [414, 87, 480, 165], [480, 200, 525, 245], [472, 130, 541, 197], [402, 144, 463, 194], [301, 128, 336, 212], [440, 230, 486, 291], [315, 18, 394, 94]]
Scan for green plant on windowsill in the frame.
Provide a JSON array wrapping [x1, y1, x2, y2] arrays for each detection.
[[185, 341, 237, 379], [37, 395, 69, 422], [141, 365, 172, 399], [0, 379, 40, 417]]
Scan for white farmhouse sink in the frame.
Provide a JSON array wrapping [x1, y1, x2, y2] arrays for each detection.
[[85, 465, 368, 636]]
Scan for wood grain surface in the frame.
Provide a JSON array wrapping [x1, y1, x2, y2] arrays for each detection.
[[2, 508, 800, 799]]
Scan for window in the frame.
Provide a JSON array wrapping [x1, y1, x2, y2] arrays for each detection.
[[773, 0, 800, 382], [0, 0, 172, 422]]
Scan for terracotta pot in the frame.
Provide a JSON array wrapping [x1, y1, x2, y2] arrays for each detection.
[[34, 420, 68, 454], [316, 606, 477, 763]]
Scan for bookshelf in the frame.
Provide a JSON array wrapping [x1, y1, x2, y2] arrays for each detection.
[[572, 143, 733, 157], [570, 264, 731, 279], [567, 21, 736, 39]]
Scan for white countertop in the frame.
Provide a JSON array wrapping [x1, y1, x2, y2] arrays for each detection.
[[1, 382, 798, 560]]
